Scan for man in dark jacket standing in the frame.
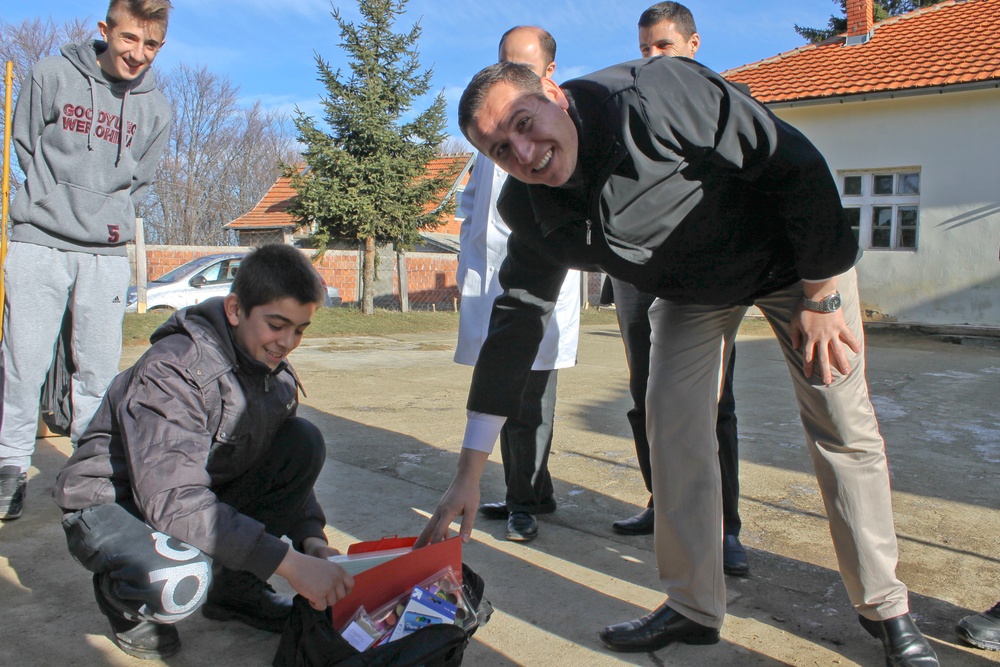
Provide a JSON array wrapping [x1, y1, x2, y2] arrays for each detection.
[[418, 57, 938, 667], [54, 245, 353, 660], [609, 2, 747, 583]]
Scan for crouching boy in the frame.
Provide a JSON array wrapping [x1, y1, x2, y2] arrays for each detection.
[[53, 244, 352, 660]]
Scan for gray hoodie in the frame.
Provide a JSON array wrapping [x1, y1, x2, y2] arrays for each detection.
[[11, 40, 171, 255]]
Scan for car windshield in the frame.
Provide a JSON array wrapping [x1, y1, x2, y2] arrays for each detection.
[[151, 256, 236, 284]]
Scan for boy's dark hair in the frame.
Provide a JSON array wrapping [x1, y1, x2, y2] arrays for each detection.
[[107, 0, 173, 31], [498, 25, 557, 65], [458, 61, 545, 142], [230, 245, 326, 314], [638, 2, 697, 38]]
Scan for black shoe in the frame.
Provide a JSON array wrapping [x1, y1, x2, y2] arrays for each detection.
[[723, 534, 749, 577], [202, 568, 292, 633], [956, 601, 1000, 651], [612, 506, 654, 535], [506, 511, 538, 542], [94, 574, 181, 660], [600, 602, 720, 653], [479, 501, 510, 520], [0, 465, 27, 520], [859, 613, 940, 666]]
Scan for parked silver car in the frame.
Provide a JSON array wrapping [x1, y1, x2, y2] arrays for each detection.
[[126, 253, 342, 313]]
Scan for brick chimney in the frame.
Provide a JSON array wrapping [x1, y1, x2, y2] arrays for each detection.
[[845, 0, 875, 44]]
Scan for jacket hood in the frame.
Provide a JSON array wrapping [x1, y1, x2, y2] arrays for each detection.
[[60, 41, 160, 95], [152, 297, 234, 358]]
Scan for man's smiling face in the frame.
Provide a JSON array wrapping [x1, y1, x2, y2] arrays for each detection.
[[97, 12, 165, 81], [468, 78, 579, 188]]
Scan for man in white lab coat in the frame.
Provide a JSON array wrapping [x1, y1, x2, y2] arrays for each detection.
[[454, 25, 580, 542]]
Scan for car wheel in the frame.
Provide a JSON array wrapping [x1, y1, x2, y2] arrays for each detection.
[[148, 306, 177, 314]]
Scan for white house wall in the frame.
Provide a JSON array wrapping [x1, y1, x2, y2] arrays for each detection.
[[772, 87, 1000, 327]]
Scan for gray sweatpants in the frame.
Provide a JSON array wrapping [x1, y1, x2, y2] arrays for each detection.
[[0, 242, 130, 470]]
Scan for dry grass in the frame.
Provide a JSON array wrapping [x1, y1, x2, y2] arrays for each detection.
[[122, 306, 777, 347]]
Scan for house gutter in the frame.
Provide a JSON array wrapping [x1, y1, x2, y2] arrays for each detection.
[[765, 79, 1000, 110]]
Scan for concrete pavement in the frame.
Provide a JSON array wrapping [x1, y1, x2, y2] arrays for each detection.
[[1, 321, 998, 666]]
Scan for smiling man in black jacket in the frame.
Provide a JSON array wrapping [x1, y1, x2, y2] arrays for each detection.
[[417, 57, 938, 667]]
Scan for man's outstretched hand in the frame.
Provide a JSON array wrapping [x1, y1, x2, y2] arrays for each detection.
[[415, 449, 489, 547]]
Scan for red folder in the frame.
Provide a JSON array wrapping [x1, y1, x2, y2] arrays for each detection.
[[331, 536, 463, 629]]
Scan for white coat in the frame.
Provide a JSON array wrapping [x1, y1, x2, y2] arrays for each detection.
[[454, 152, 581, 369]]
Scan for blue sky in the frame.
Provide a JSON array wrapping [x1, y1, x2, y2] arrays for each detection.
[[8, 0, 837, 141]]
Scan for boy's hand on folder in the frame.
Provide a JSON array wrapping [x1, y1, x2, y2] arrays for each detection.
[[276, 547, 355, 611], [303, 536, 341, 559], [416, 449, 489, 547]]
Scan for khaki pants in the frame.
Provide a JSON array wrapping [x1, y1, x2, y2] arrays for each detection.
[[646, 268, 909, 628]]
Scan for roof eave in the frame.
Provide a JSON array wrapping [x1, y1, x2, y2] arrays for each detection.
[[763, 78, 1000, 110]]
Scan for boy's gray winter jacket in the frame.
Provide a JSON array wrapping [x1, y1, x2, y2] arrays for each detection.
[[54, 298, 327, 581]]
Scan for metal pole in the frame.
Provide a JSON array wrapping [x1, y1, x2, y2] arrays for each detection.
[[1, 61, 14, 342], [135, 217, 147, 313], [397, 250, 408, 313]]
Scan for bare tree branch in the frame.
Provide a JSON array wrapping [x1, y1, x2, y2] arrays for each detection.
[[141, 64, 298, 245]]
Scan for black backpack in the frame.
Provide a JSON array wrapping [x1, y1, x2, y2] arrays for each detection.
[[40, 309, 74, 437], [273, 565, 487, 667]]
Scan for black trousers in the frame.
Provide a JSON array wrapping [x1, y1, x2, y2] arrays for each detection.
[[499, 369, 558, 513], [62, 416, 326, 623], [610, 278, 741, 536]]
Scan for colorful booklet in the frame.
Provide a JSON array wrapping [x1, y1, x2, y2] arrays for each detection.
[[386, 586, 459, 642]]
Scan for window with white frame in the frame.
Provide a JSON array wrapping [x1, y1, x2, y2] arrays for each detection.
[[839, 169, 920, 250]]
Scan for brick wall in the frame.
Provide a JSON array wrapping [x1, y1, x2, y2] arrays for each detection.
[[129, 245, 458, 308], [129, 245, 609, 311]]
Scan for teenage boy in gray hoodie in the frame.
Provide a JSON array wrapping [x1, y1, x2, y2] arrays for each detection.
[[0, 0, 173, 521]]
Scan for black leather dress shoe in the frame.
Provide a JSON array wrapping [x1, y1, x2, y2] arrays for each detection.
[[859, 613, 940, 666], [600, 602, 720, 652], [612, 506, 654, 535], [723, 534, 749, 577], [479, 501, 510, 520], [506, 511, 538, 541]]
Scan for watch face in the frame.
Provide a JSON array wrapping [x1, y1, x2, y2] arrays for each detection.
[[803, 292, 842, 312]]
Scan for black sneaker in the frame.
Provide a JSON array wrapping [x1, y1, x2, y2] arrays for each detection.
[[202, 568, 292, 633], [93, 574, 181, 660], [0, 465, 27, 520]]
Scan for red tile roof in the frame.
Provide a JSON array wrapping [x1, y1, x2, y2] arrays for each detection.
[[420, 153, 473, 215], [722, 0, 1000, 104], [422, 153, 474, 236], [227, 154, 474, 232], [226, 165, 303, 230]]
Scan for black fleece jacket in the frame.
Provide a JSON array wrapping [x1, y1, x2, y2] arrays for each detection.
[[468, 56, 860, 418]]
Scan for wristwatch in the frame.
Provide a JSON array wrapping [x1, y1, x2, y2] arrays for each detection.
[[801, 291, 842, 313]]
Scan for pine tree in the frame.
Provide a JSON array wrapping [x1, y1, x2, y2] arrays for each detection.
[[286, 0, 454, 314], [795, 0, 948, 44]]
